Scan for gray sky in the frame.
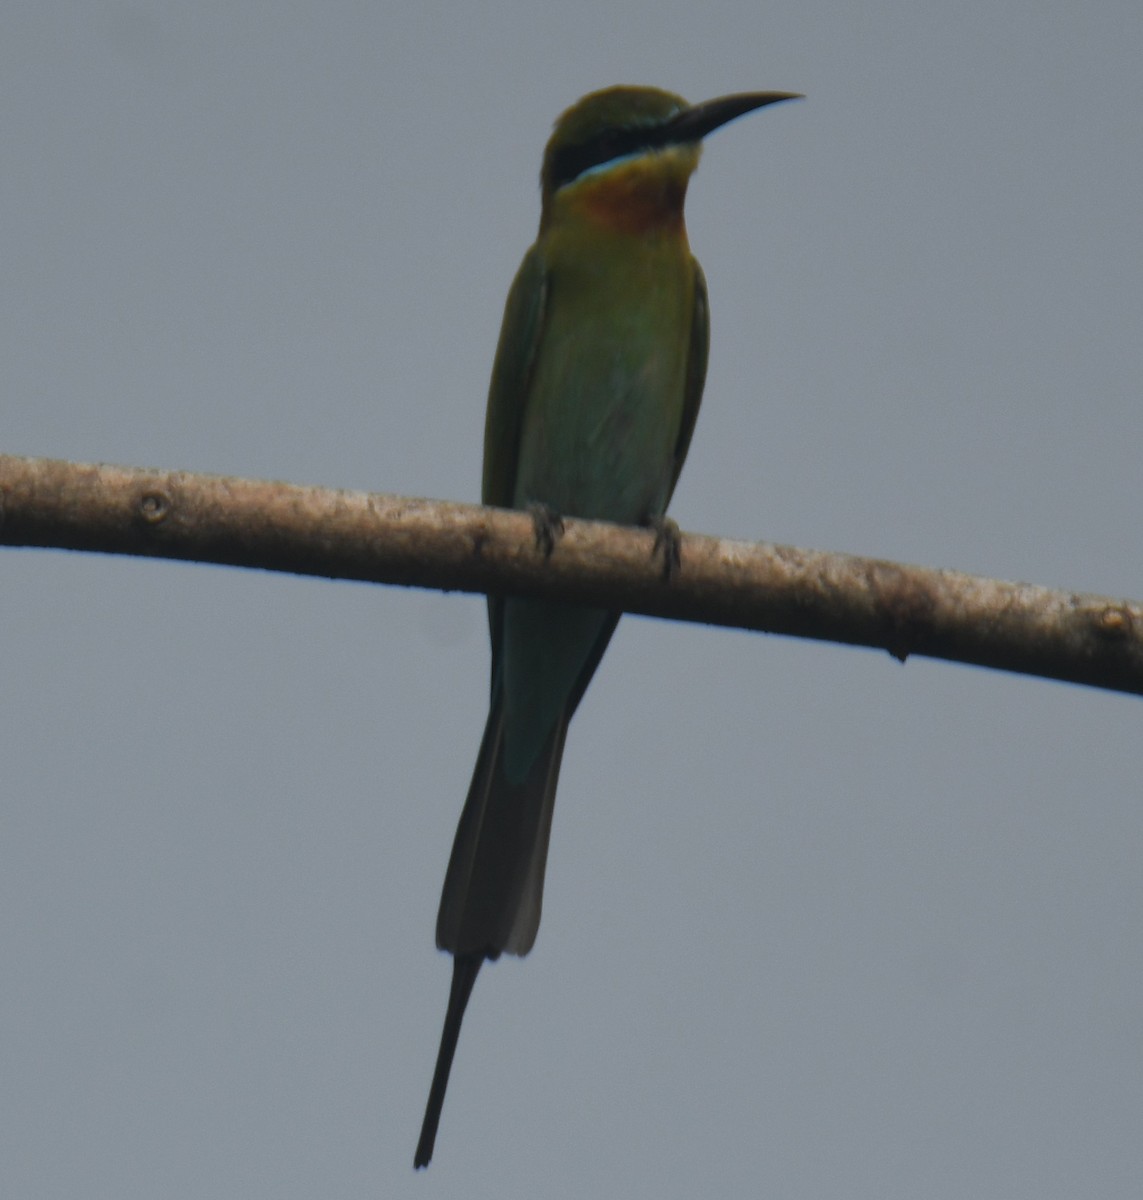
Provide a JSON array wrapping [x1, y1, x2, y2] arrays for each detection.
[[3, 2, 1142, 1197]]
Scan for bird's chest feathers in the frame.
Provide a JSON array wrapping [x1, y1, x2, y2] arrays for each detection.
[[513, 237, 693, 522]]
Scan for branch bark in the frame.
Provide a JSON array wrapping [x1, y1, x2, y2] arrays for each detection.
[[2, 454, 1140, 696]]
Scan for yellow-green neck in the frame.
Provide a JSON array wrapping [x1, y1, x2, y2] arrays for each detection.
[[541, 145, 700, 238]]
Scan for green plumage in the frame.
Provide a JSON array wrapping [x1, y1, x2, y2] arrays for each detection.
[[415, 83, 799, 1170], [443, 222, 708, 956]]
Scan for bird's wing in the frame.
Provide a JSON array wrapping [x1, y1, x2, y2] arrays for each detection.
[[481, 243, 549, 511], [480, 244, 549, 669], [668, 255, 710, 500]]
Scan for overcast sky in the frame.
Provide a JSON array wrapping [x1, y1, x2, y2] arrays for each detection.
[[3, 3, 1142, 1197]]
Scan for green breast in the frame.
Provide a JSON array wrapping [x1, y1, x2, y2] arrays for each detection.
[[512, 226, 695, 526]]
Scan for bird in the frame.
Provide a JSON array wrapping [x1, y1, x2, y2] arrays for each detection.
[[414, 83, 800, 1169]]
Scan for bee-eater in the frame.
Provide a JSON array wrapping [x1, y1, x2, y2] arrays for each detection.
[[414, 83, 800, 1168]]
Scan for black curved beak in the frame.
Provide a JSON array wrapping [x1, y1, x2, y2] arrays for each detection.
[[668, 91, 803, 143]]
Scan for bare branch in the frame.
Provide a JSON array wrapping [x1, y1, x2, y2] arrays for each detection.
[[2, 454, 1140, 696]]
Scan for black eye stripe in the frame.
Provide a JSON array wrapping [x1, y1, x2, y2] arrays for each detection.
[[548, 121, 678, 192]]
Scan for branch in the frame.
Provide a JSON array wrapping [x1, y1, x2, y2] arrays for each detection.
[[2, 454, 1140, 696]]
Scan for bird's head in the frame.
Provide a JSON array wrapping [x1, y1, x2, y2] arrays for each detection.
[[539, 85, 800, 234]]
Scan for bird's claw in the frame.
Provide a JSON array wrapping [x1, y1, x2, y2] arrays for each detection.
[[527, 502, 565, 557], [648, 516, 682, 581]]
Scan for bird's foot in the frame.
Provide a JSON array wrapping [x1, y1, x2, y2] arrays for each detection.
[[647, 515, 682, 581], [527, 502, 565, 558]]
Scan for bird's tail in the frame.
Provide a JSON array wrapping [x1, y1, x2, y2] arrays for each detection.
[[414, 953, 482, 1169], [436, 692, 568, 959], [414, 699, 567, 1168]]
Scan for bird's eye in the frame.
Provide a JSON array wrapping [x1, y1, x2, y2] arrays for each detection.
[[551, 125, 667, 191]]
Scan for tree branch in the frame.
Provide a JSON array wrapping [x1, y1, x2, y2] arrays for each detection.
[[2, 454, 1140, 696]]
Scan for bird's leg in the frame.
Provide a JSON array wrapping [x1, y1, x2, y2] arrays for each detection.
[[527, 501, 565, 558], [646, 515, 682, 581]]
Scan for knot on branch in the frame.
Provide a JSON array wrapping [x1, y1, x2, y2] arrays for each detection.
[[138, 489, 173, 525]]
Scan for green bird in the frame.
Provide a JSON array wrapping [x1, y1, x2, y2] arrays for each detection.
[[415, 83, 800, 1168]]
